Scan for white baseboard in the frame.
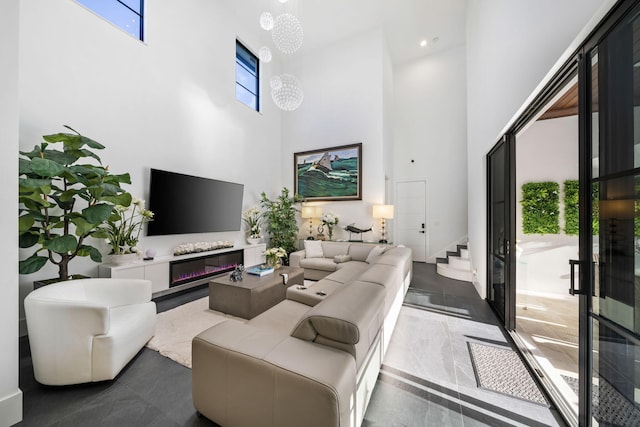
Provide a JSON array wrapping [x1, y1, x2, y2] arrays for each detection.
[[0, 389, 23, 427]]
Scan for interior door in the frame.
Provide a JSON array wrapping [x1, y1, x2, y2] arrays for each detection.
[[580, 5, 640, 424], [395, 179, 427, 262], [487, 135, 516, 328]]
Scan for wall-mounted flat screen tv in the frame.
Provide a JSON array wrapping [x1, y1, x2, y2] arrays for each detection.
[[147, 168, 244, 236]]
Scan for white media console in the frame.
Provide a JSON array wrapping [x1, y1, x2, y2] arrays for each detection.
[[98, 243, 266, 297]]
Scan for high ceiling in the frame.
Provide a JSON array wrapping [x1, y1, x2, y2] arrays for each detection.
[[221, 0, 468, 64]]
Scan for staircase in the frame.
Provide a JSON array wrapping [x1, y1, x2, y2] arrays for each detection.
[[436, 244, 472, 282]]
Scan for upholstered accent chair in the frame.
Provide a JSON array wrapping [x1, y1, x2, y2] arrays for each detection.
[[24, 278, 156, 386]]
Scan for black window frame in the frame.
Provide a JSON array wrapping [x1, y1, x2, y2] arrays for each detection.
[[76, 0, 144, 42], [235, 40, 260, 112]]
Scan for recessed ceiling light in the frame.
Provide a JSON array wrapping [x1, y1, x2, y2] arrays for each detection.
[[420, 40, 427, 47]]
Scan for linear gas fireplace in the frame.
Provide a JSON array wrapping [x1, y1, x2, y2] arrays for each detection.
[[169, 249, 243, 288]]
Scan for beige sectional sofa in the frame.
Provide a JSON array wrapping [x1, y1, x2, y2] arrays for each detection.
[[289, 240, 389, 280], [192, 243, 412, 427]]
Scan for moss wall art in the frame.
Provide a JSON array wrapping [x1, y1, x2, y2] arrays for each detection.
[[521, 181, 560, 234], [564, 180, 579, 235]]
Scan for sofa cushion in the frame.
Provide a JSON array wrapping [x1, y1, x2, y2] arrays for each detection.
[[299, 257, 338, 272], [248, 300, 311, 334], [365, 245, 386, 264], [304, 240, 324, 258], [321, 241, 350, 258], [290, 282, 385, 368], [326, 262, 369, 284], [348, 244, 373, 262], [333, 254, 352, 263]]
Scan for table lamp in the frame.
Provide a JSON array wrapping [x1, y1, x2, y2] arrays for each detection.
[[301, 206, 322, 240], [373, 204, 394, 243]]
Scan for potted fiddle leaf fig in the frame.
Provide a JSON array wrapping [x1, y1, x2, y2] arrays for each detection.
[[19, 126, 133, 281]]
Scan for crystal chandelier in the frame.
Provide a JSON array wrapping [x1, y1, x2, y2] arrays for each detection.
[[270, 74, 304, 111], [260, 1, 304, 111], [271, 13, 303, 55]]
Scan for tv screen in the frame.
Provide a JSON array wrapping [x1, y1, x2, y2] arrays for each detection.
[[147, 169, 244, 236]]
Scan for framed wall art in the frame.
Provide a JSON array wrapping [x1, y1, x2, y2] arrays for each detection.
[[294, 143, 362, 201]]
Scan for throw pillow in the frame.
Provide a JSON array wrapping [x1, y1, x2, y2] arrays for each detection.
[[304, 240, 324, 258], [333, 254, 352, 263], [365, 245, 386, 264]]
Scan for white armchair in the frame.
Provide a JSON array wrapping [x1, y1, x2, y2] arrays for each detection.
[[24, 278, 156, 386]]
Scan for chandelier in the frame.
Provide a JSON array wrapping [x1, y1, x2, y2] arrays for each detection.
[[270, 74, 304, 111], [259, 0, 304, 111]]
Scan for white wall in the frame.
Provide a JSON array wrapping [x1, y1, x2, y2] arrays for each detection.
[[0, 0, 23, 423], [281, 29, 388, 242], [466, 0, 614, 298], [393, 45, 468, 261], [18, 0, 283, 323], [516, 116, 579, 238]]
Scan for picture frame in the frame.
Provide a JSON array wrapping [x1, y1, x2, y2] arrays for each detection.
[[294, 143, 362, 201]]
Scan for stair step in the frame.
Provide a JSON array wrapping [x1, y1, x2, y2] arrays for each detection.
[[457, 244, 468, 251], [459, 248, 469, 259], [436, 263, 473, 282], [448, 256, 470, 270], [435, 257, 449, 264], [446, 251, 459, 258]]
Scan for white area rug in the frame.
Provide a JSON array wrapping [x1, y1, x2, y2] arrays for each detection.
[[146, 297, 243, 368]]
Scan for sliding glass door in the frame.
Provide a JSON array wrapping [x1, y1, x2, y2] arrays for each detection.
[[487, 135, 516, 329], [581, 5, 640, 424]]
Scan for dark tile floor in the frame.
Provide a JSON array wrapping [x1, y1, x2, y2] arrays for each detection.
[[17, 263, 566, 426]]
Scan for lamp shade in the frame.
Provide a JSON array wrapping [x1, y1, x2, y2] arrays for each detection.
[[373, 205, 394, 219], [301, 206, 321, 219]]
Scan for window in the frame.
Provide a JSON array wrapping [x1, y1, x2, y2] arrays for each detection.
[[236, 41, 260, 111], [76, 0, 144, 41]]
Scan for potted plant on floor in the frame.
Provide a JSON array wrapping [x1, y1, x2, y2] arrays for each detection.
[[19, 126, 133, 282], [260, 188, 303, 259]]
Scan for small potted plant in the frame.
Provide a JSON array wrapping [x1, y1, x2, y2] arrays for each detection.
[[102, 198, 154, 264], [260, 188, 303, 256], [321, 212, 339, 240], [242, 206, 263, 244], [264, 247, 286, 269]]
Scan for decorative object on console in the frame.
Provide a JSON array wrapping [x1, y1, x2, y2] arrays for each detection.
[[242, 205, 263, 244], [260, 187, 303, 256], [144, 249, 156, 260], [321, 212, 339, 240], [343, 223, 373, 242], [173, 241, 234, 256], [229, 265, 245, 282], [103, 197, 154, 257], [373, 205, 394, 243], [294, 143, 362, 201], [19, 125, 132, 281], [264, 247, 286, 269], [301, 206, 322, 240]]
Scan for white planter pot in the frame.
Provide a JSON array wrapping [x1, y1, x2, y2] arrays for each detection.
[[247, 237, 262, 245], [106, 253, 139, 265]]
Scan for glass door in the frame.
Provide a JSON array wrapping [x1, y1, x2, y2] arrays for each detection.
[[582, 5, 640, 424], [487, 135, 516, 328]]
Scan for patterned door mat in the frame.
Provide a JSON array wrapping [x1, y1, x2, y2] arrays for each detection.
[[563, 375, 640, 426], [468, 342, 548, 406]]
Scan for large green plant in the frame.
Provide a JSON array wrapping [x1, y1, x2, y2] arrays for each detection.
[[521, 181, 560, 234], [19, 126, 132, 280], [260, 188, 303, 256]]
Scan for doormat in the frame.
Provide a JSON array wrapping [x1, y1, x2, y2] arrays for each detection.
[[563, 375, 640, 425], [468, 342, 548, 406]]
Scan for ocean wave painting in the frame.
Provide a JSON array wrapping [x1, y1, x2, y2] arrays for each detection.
[[294, 143, 362, 201]]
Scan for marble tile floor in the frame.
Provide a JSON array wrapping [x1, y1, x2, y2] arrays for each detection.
[[17, 263, 566, 426]]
